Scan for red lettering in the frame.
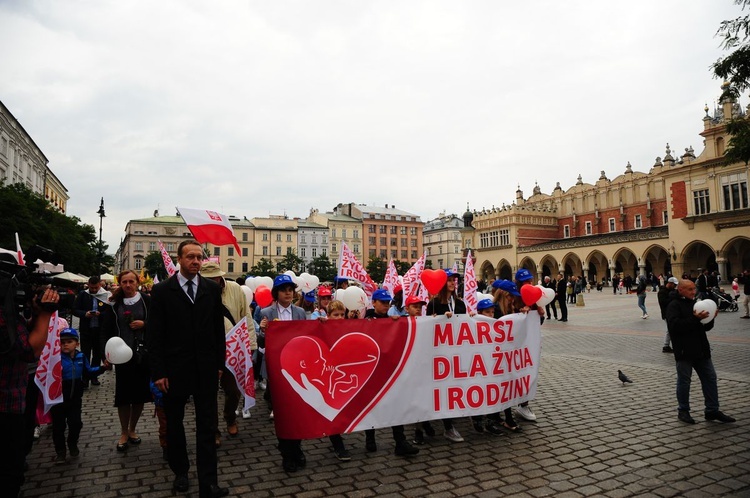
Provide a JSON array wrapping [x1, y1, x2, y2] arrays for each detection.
[[447, 387, 465, 409], [466, 385, 484, 408], [468, 354, 487, 377], [523, 347, 533, 367], [434, 323, 454, 346], [487, 383, 500, 405], [433, 356, 450, 380], [452, 356, 468, 378], [492, 320, 507, 342], [433, 388, 441, 410], [476, 322, 491, 344], [456, 322, 475, 345]]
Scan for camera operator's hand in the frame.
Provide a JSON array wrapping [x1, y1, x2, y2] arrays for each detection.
[[38, 288, 60, 313], [29, 289, 59, 355], [129, 320, 145, 330]]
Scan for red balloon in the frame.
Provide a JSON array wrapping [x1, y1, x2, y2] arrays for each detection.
[[255, 285, 273, 308], [421, 269, 448, 295], [520, 284, 543, 307]]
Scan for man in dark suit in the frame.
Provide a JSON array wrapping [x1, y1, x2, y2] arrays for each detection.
[[543, 275, 557, 320], [147, 240, 229, 498], [258, 274, 307, 473], [72, 276, 111, 385], [555, 273, 568, 322]]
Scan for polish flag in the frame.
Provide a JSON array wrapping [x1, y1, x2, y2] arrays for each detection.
[[15, 233, 25, 266], [177, 207, 241, 254]]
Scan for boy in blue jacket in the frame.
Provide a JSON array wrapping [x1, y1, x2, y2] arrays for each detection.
[[52, 328, 110, 464]]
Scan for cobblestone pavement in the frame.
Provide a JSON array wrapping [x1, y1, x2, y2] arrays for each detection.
[[22, 291, 750, 497]]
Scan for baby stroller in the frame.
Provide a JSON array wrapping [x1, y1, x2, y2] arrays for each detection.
[[709, 287, 739, 312]]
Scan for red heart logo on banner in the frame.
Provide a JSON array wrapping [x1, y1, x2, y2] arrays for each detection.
[[520, 284, 543, 306], [421, 269, 447, 295], [280, 333, 380, 419]]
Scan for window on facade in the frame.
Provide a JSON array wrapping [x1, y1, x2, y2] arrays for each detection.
[[370, 249, 376, 257], [410, 227, 417, 235], [134, 258, 142, 270], [380, 249, 387, 258], [301, 247, 306, 257], [322, 248, 326, 256], [428, 247, 432, 255], [134, 231, 144, 235], [354, 244, 360, 253], [401, 250, 407, 258], [401, 238, 407, 246], [242, 262, 248, 272], [489, 231, 499, 247], [332, 243, 337, 253], [380, 237, 386, 245], [242, 248, 248, 257], [585, 221, 592, 235], [262, 233, 268, 241], [135, 242, 143, 251], [148, 231, 157, 235], [391, 250, 397, 258], [480, 232, 489, 248], [149, 242, 156, 251], [400, 227, 407, 235], [438, 259, 444, 268], [242, 232, 248, 242], [499, 229, 509, 246], [287, 234, 292, 242], [693, 189, 710, 215], [563, 225, 570, 238], [411, 250, 417, 259], [213, 247, 221, 256], [332, 228, 337, 238], [389, 226, 396, 234], [183, 232, 191, 237], [276, 234, 281, 242], [465, 238, 471, 248], [454, 245, 459, 253], [721, 172, 748, 210], [276, 246, 281, 256], [300, 235, 306, 243], [227, 262, 234, 273], [369, 225, 376, 233], [634, 214, 642, 229], [369, 236, 376, 244], [167, 243, 175, 252], [390, 238, 397, 246], [313, 248, 318, 257], [411, 239, 417, 247], [662, 210, 668, 224], [608, 218, 616, 232], [228, 247, 234, 256], [353, 229, 359, 239], [262, 246, 268, 256], [342, 229, 347, 239]]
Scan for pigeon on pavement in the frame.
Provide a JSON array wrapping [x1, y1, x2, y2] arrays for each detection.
[[618, 370, 633, 385]]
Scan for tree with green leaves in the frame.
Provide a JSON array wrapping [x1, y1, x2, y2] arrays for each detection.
[[713, 0, 750, 164], [393, 259, 412, 275], [0, 182, 109, 275], [366, 256, 387, 283], [276, 248, 304, 274], [307, 254, 337, 282], [143, 250, 173, 280], [250, 258, 276, 277]]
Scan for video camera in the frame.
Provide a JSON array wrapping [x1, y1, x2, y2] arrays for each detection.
[[1, 245, 80, 353]]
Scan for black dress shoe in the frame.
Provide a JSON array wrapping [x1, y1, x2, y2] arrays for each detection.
[[208, 484, 229, 497], [282, 458, 298, 473], [705, 411, 736, 423], [294, 451, 306, 469], [173, 474, 189, 492]]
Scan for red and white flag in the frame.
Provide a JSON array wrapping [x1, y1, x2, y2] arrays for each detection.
[[34, 312, 63, 414], [177, 207, 241, 254], [158, 240, 177, 277], [382, 259, 399, 295], [401, 253, 426, 307], [225, 317, 256, 411], [15, 233, 25, 266], [337, 242, 378, 299], [463, 250, 478, 315]]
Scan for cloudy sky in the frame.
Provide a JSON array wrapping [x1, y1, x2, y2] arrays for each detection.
[[0, 0, 741, 252]]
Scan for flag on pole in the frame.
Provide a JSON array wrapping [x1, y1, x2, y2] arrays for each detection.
[[451, 261, 459, 275], [382, 259, 399, 295], [15, 233, 25, 266], [401, 253, 426, 307], [463, 250, 478, 315], [158, 240, 177, 277], [153, 274, 160, 284], [337, 242, 378, 299], [34, 312, 63, 414], [177, 207, 241, 254], [225, 317, 256, 411]]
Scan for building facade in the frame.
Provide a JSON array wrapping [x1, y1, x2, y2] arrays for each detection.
[[333, 203, 424, 266], [307, 208, 362, 265], [423, 213, 464, 270], [0, 100, 68, 213], [470, 84, 749, 287], [297, 219, 329, 270], [251, 215, 299, 269]]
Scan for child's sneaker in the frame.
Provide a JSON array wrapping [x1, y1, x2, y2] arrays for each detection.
[[412, 429, 425, 445], [54, 453, 66, 465]]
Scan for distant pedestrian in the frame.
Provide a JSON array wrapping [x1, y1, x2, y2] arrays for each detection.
[[740, 270, 750, 319], [555, 273, 568, 322], [636, 275, 648, 319], [658, 277, 679, 352]]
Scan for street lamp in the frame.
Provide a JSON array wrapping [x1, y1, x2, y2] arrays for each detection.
[[97, 198, 106, 272]]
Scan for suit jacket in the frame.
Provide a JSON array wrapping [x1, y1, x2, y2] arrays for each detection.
[[146, 274, 225, 397], [259, 303, 307, 322]]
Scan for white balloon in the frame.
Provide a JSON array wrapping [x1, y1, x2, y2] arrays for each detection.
[[105, 337, 133, 365], [535, 286, 555, 307], [341, 286, 368, 311], [299, 273, 320, 293], [334, 289, 347, 303], [693, 299, 718, 324], [240, 285, 254, 310], [259, 276, 274, 290], [245, 277, 259, 291], [477, 292, 493, 302]]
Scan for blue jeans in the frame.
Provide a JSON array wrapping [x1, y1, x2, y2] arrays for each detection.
[[675, 358, 719, 413], [637, 294, 647, 315]]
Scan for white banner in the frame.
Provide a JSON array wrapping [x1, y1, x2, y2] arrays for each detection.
[[225, 317, 256, 411], [337, 242, 378, 298], [464, 250, 478, 315], [402, 253, 426, 307], [382, 259, 399, 295], [34, 312, 63, 414], [158, 239, 177, 277]]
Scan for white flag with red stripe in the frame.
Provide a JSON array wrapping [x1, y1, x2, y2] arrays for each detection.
[[158, 240, 177, 277], [34, 312, 63, 414], [382, 259, 399, 295], [15, 233, 25, 266], [225, 317, 256, 411], [401, 253, 426, 307], [463, 250, 478, 315], [337, 242, 378, 299], [177, 207, 241, 254]]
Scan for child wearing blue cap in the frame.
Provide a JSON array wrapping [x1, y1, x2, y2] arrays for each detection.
[[52, 328, 110, 464]]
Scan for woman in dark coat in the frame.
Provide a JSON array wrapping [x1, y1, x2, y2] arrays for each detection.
[[103, 269, 152, 452]]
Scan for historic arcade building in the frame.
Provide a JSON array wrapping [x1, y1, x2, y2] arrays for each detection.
[[468, 84, 750, 286]]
